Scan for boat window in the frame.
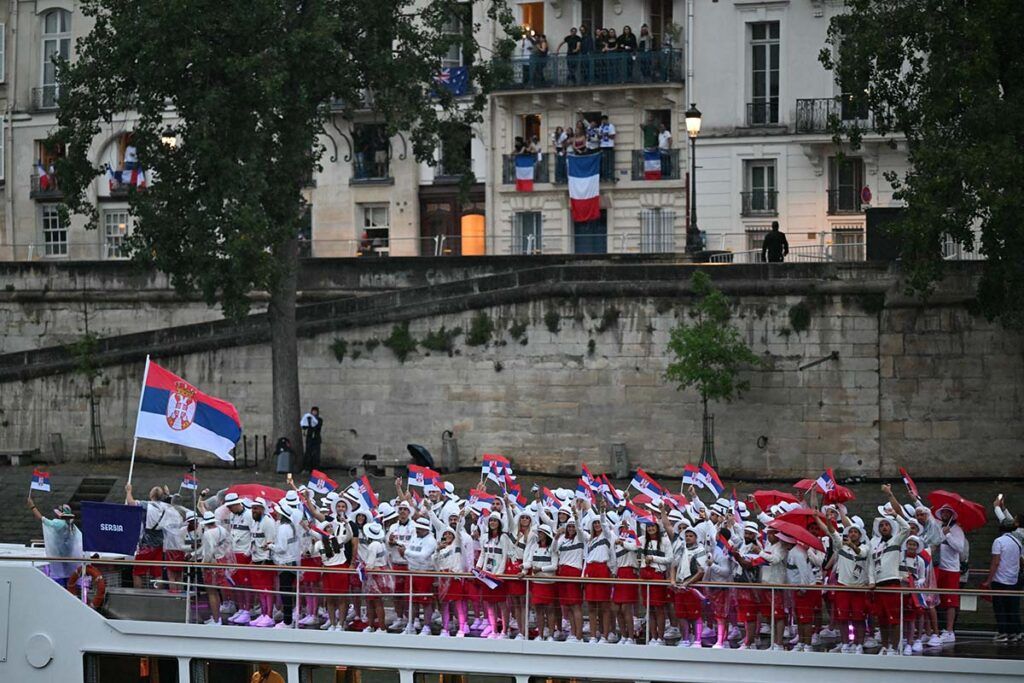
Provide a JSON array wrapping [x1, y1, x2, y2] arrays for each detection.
[[84, 653, 179, 682], [299, 665, 400, 683], [415, 675, 515, 683], [190, 659, 287, 683]]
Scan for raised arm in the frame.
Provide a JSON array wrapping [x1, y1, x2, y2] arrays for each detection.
[[27, 495, 43, 522]]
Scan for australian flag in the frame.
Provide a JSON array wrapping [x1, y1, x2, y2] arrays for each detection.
[[436, 67, 469, 96]]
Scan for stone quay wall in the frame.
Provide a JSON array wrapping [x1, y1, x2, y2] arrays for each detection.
[[0, 261, 1020, 480]]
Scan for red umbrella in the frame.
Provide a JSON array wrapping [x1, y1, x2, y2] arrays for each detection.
[[226, 483, 287, 503], [793, 479, 816, 491], [792, 479, 855, 505], [776, 508, 826, 531], [927, 490, 987, 532], [768, 518, 825, 552], [752, 489, 799, 509], [631, 494, 654, 506]]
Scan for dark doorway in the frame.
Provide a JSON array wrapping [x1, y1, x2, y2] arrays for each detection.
[[419, 184, 485, 256], [574, 210, 607, 254]]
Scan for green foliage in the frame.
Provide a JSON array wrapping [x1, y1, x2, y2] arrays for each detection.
[[420, 325, 463, 356], [587, 338, 596, 356], [508, 319, 528, 340], [856, 293, 886, 316], [666, 272, 762, 405], [544, 310, 561, 334], [351, 349, 362, 361], [50, 0, 518, 321], [595, 307, 621, 333], [466, 311, 494, 346], [788, 302, 812, 334], [365, 338, 380, 353], [821, 0, 1024, 327], [331, 338, 348, 363], [67, 333, 102, 382], [384, 322, 418, 363]]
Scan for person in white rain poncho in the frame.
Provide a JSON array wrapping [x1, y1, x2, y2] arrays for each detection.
[[27, 497, 83, 584]]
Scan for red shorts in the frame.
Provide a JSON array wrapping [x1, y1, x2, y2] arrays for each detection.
[[531, 581, 557, 606], [203, 568, 226, 587], [736, 588, 762, 622], [794, 590, 820, 625], [673, 587, 703, 620], [613, 567, 639, 604], [584, 562, 612, 602], [709, 588, 732, 619], [233, 553, 252, 586], [250, 561, 276, 591], [463, 577, 481, 603], [557, 565, 583, 605], [639, 567, 668, 606], [323, 566, 350, 595], [133, 546, 163, 577], [935, 568, 960, 609], [875, 582, 902, 625], [412, 574, 435, 605], [300, 556, 322, 584], [833, 588, 867, 621], [505, 560, 526, 597], [438, 576, 464, 602], [392, 568, 408, 596]]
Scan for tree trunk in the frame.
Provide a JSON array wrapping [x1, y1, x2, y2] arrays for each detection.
[[268, 236, 304, 470]]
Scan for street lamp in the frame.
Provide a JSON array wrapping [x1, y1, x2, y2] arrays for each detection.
[[684, 103, 702, 254]]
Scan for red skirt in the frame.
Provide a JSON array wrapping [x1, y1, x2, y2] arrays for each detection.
[[673, 586, 703, 620], [412, 574, 435, 605], [639, 567, 668, 606], [584, 562, 612, 602], [323, 565, 350, 595], [438, 575, 464, 602], [250, 561, 276, 591], [613, 567, 639, 605], [557, 565, 583, 606], [463, 576, 481, 603], [531, 581, 557, 606], [504, 560, 526, 597], [300, 556, 322, 584], [480, 574, 507, 603]]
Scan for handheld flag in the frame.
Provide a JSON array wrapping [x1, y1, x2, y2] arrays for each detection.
[[699, 463, 725, 497], [468, 488, 495, 515], [629, 468, 666, 503], [357, 476, 381, 516], [566, 154, 601, 223], [472, 567, 502, 589], [308, 469, 338, 495], [541, 487, 560, 509], [715, 533, 733, 555], [408, 464, 440, 489], [580, 464, 600, 493], [814, 468, 836, 493], [682, 464, 699, 488], [36, 162, 53, 191], [134, 358, 242, 461], [899, 467, 919, 499], [625, 500, 656, 526], [598, 473, 621, 507], [30, 469, 51, 493], [642, 149, 662, 180], [514, 154, 535, 192], [575, 477, 594, 502], [482, 454, 511, 485], [505, 475, 527, 508], [181, 471, 198, 491]]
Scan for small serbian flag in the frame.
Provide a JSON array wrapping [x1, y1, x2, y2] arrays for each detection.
[[815, 468, 836, 493], [620, 527, 638, 543], [642, 149, 662, 180], [134, 357, 242, 461], [468, 488, 494, 515], [181, 472, 198, 490], [356, 562, 367, 585], [30, 469, 51, 492], [626, 500, 655, 526], [598, 474, 621, 507], [514, 154, 535, 192], [716, 534, 733, 555], [566, 154, 601, 223], [575, 478, 594, 501], [308, 469, 338, 495], [629, 468, 666, 503], [899, 467, 919, 499], [506, 475, 527, 508], [472, 567, 502, 589], [682, 463, 699, 487], [408, 464, 440, 489], [541, 487, 560, 509], [482, 453, 511, 485], [580, 464, 600, 492], [357, 476, 380, 516], [746, 555, 768, 567], [700, 463, 725, 497]]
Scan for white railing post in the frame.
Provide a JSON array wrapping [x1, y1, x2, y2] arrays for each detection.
[[770, 588, 776, 648], [524, 577, 531, 640], [899, 590, 904, 651], [408, 570, 414, 632], [645, 583, 651, 644], [294, 567, 301, 629]]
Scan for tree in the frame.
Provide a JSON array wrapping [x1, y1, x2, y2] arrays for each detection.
[[51, 0, 515, 458], [821, 0, 1024, 327], [665, 272, 761, 468]]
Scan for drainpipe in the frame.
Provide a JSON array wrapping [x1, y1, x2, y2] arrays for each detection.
[[5, 0, 19, 260], [686, 0, 695, 102]]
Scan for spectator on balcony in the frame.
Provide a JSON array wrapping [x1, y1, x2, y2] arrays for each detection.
[[570, 122, 588, 156], [532, 34, 549, 86], [557, 28, 582, 83], [373, 129, 389, 178], [598, 115, 616, 179], [584, 117, 600, 154], [620, 26, 638, 80], [579, 24, 594, 83], [637, 25, 654, 81], [640, 115, 659, 151], [552, 127, 568, 182], [658, 122, 673, 177], [760, 221, 790, 263]]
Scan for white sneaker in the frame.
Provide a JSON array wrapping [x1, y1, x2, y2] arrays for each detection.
[[727, 626, 742, 641], [927, 634, 943, 647], [552, 630, 563, 641], [839, 643, 852, 653], [606, 632, 620, 644], [456, 630, 466, 638], [420, 626, 431, 636], [689, 640, 703, 648], [819, 627, 839, 638], [204, 617, 222, 625], [712, 642, 725, 649], [830, 644, 844, 653], [514, 634, 525, 641], [664, 626, 681, 639], [854, 644, 864, 655], [903, 644, 913, 656], [273, 621, 291, 629], [362, 625, 374, 633], [298, 614, 317, 627], [565, 635, 579, 643], [759, 623, 770, 635], [783, 626, 793, 639], [888, 647, 901, 656], [439, 630, 450, 638], [769, 644, 785, 651], [811, 633, 821, 646], [940, 630, 956, 644], [737, 643, 749, 650], [863, 637, 878, 649], [912, 639, 923, 653], [319, 620, 332, 630]]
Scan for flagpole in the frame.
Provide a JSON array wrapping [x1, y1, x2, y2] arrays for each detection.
[[126, 355, 152, 497]]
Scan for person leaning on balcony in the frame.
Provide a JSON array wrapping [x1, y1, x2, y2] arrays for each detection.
[[598, 115, 616, 178], [760, 221, 789, 263], [557, 27, 582, 83], [658, 123, 673, 177]]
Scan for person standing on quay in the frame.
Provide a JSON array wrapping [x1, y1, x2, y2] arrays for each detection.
[[300, 406, 323, 472], [760, 220, 789, 263]]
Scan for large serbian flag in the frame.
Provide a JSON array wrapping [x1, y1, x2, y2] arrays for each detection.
[[643, 150, 662, 180], [514, 154, 535, 192], [566, 154, 601, 222], [134, 357, 242, 461]]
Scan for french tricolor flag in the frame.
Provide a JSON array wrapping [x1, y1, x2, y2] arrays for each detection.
[[700, 463, 725, 497], [134, 357, 242, 461], [642, 150, 662, 180], [31, 469, 51, 492], [566, 154, 601, 223], [815, 468, 836, 493], [514, 154, 535, 192], [308, 469, 338, 495]]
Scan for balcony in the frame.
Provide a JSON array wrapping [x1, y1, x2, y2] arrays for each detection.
[[351, 156, 392, 185], [501, 154, 550, 185], [493, 50, 684, 92], [740, 190, 778, 217], [827, 188, 863, 215], [550, 150, 615, 184], [746, 100, 780, 127], [795, 97, 873, 134], [30, 173, 62, 200], [630, 149, 681, 181], [31, 85, 60, 112]]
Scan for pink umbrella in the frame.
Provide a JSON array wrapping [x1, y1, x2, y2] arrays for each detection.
[[768, 518, 826, 552]]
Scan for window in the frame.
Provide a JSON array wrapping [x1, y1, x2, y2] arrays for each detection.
[[0, 116, 4, 181], [742, 160, 777, 216], [415, 674, 514, 683], [42, 204, 66, 256], [828, 157, 864, 214], [746, 227, 770, 262], [437, 122, 472, 178], [832, 226, 865, 261], [513, 211, 542, 254], [360, 204, 390, 254], [300, 665, 400, 683], [648, 0, 675, 49], [441, 8, 471, 68], [352, 123, 390, 180], [84, 654, 179, 683], [41, 10, 71, 108], [749, 22, 780, 125], [580, 0, 603, 35], [640, 209, 674, 253], [103, 209, 130, 259], [190, 659, 286, 683], [521, 3, 544, 35]]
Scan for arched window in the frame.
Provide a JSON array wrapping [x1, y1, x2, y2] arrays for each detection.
[[40, 9, 71, 108]]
